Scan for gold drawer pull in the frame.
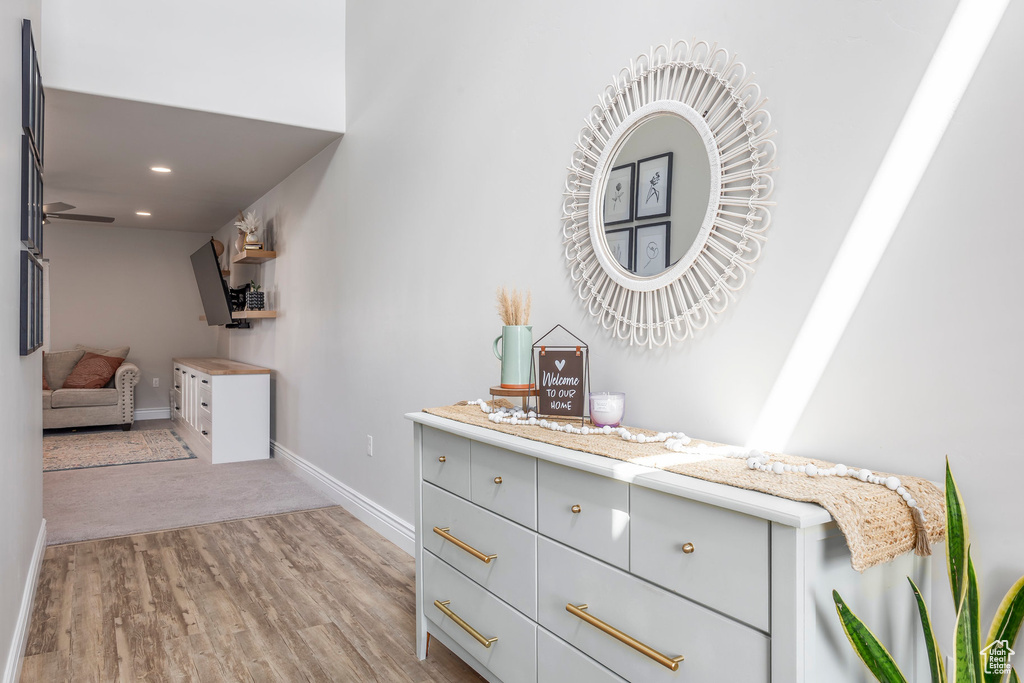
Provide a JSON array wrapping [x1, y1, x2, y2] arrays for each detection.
[[493, 476, 503, 484], [434, 600, 498, 648], [682, 542, 695, 554], [566, 603, 684, 671], [571, 504, 582, 514], [433, 527, 497, 564], [438, 456, 446, 463]]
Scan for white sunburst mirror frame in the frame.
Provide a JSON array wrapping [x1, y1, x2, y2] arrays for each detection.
[[563, 40, 777, 347]]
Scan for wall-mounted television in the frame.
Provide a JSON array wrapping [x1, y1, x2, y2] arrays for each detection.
[[190, 240, 237, 327]]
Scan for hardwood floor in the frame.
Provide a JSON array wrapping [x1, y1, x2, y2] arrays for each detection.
[[20, 506, 484, 682]]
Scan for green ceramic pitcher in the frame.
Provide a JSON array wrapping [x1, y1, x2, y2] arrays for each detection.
[[493, 325, 534, 389]]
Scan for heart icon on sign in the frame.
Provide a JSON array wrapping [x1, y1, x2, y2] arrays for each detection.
[[555, 359, 566, 371]]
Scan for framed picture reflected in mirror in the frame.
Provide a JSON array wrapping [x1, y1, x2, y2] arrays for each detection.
[[634, 221, 671, 277], [635, 152, 673, 220], [604, 227, 634, 271], [603, 163, 635, 226]]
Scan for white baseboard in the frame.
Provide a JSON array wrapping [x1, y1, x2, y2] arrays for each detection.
[[135, 407, 171, 421], [271, 440, 414, 556], [3, 519, 46, 683]]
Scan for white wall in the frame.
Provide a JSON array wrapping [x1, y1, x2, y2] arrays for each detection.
[[46, 224, 221, 412], [217, 0, 1020, 646], [41, 0, 345, 132], [2, 3, 44, 679]]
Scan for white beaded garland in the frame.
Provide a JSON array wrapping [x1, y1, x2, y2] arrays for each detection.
[[465, 399, 925, 521]]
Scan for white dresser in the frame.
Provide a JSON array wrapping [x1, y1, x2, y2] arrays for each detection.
[[409, 413, 930, 682], [171, 358, 270, 464]]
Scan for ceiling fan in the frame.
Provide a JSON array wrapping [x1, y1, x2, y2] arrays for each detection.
[[42, 202, 115, 224]]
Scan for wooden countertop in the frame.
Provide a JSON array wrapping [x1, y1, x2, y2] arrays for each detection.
[[173, 358, 271, 375]]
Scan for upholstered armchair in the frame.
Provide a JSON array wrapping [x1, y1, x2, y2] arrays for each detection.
[[43, 348, 140, 430]]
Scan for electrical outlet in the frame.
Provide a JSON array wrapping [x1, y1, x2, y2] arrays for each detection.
[[152, 377, 159, 388], [367, 435, 373, 456]]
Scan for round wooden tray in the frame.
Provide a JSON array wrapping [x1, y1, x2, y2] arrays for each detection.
[[488, 385, 538, 398]]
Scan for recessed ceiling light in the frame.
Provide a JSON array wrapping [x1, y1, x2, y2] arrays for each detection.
[[136, 211, 151, 216], [150, 166, 172, 173]]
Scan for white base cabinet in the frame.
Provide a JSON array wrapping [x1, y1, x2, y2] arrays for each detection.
[[409, 413, 930, 682], [171, 358, 270, 464]]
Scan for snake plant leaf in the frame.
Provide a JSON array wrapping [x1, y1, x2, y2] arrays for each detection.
[[985, 576, 1024, 683], [1010, 667, 1020, 683], [833, 590, 909, 683], [947, 458, 969, 614], [956, 550, 983, 683], [910, 577, 948, 683]]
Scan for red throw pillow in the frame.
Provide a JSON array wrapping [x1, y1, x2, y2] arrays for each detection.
[[62, 352, 126, 389]]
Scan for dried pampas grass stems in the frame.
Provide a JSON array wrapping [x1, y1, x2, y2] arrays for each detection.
[[496, 286, 531, 326]]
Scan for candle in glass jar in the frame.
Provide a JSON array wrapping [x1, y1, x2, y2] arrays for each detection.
[[589, 392, 625, 428]]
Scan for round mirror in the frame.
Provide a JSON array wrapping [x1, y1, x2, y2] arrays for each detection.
[[563, 40, 776, 347], [596, 107, 716, 283]]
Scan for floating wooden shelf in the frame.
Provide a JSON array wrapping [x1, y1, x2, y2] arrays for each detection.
[[221, 269, 230, 277], [232, 250, 276, 265], [231, 310, 278, 319]]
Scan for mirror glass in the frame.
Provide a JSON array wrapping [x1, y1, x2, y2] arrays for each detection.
[[600, 113, 712, 278]]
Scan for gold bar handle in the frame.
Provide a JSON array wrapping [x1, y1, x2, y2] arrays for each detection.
[[433, 527, 497, 564], [566, 603, 684, 671], [434, 600, 498, 648]]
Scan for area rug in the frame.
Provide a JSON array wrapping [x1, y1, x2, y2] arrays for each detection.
[[43, 429, 196, 472]]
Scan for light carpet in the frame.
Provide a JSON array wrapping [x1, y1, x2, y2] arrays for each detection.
[[44, 421, 335, 545], [44, 428, 195, 472]]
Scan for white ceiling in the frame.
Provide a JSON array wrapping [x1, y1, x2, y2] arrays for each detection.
[[43, 89, 342, 233]]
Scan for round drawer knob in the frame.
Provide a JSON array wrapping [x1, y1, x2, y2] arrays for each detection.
[[571, 504, 582, 514], [682, 542, 695, 554], [438, 456, 446, 463], [493, 476, 503, 484]]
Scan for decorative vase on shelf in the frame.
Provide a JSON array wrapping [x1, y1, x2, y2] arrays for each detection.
[[493, 325, 534, 389], [245, 232, 260, 245], [246, 291, 265, 311], [234, 229, 246, 254]]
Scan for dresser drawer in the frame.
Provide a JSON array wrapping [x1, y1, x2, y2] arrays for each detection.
[[423, 552, 536, 683], [422, 483, 537, 618], [198, 415, 212, 444], [630, 485, 770, 631], [170, 389, 182, 421], [537, 628, 624, 683], [538, 538, 768, 682], [422, 427, 471, 499], [470, 442, 537, 528], [537, 461, 629, 570], [183, 367, 211, 386], [198, 385, 212, 414]]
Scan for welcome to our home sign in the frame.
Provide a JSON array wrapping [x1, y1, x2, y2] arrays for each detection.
[[532, 325, 589, 420], [538, 349, 584, 416]]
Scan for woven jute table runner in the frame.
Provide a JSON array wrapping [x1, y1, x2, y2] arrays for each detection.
[[424, 402, 946, 572]]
